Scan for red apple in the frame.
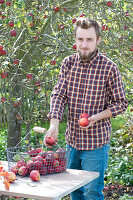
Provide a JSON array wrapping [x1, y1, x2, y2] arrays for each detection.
[[80, 112, 89, 118], [30, 170, 40, 181], [34, 35, 38, 40], [53, 160, 59, 167], [10, 30, 17, 37], [8, 21, 14, 27], [34, 155, 43, 163], [125, 11, 129, 17], [14, 59, 19, 65], [27, 73, 33, 80], [1, 72, 7, 78], [79, 117, 89, 127], [104, 186, 109, 191], [73, 43, 77, 50], [5, 172, 16, 183], [124, 25, 127, 30], [18, 166, 29, 176], [36, 148, 43, 153], [0, 0, 4, 4], [35, 80, 41, 87], [34, 161, 43, 170], [11, 165, 19, 174], [0, 11, 2, 15], [39, 167, 47, 175], [28, 13, 34, 19], [80, 14, 85, 17], [1, 97, 6, 103], [130, 47, 133, 51], [72, 18, 76, 23], [28, 149, 38, 157], [0, 49, 6, 55], [53, 6, 60, 12], [29, 22, 34, 27], [110, 185, 115, 190], [47, 166, 54, 174], [43, 15, 47, 18], [6, 1, 11, 6], [45, 136, 56, 146], [107, 1, 112, 7], [17, 159, 26, 168], [50, 59, 56, 65], [59, 24, 64, 30], [102, 24, 108, 31]]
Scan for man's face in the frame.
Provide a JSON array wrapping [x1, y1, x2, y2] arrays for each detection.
[[75, 26, 100, 60]]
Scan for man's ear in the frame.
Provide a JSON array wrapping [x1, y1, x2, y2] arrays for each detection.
[[97, 36, 101, 44]]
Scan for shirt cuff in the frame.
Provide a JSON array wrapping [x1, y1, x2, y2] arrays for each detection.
[[47, 111, 62, 122]]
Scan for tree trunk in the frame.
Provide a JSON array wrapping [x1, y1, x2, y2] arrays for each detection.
[[7, 75, 22, 147]]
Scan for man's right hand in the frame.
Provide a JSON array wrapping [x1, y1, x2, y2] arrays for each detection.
[[44, 118, 59, 147]]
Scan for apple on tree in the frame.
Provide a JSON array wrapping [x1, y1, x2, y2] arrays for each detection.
[[10, 30, 17, 37]]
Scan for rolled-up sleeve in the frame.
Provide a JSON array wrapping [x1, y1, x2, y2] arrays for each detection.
[[47, 58, 68, 122], [107, 64, 128, 117]]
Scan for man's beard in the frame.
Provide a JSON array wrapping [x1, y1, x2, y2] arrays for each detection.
[[78, 49, 96, 61]]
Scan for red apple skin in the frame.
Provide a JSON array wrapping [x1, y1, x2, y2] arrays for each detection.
[[11, 165, 19, 174], [73, 43, 77, 50], [72, 18, 77, 23], [34, 155, 43, 163], [45, 136, 56, 146], [5, 172, 16, 183], [39, 167, 47, 175], [0, 49, 6, 55], [18, 166, 29, 176], [1, 97, 6, 103], [107, 1, 112, 7], [80, 113, 89, 119], [79, 117, 89, 127], [10, 30, 17, 37], [8, 21, 14, 27], [27, 73, 33, 80], [17, 159, 26, 168], [30, 170, 40, 181], [53, 6, 60, 12], [1, 72, 7, 78], [14, 59, 19, 65]]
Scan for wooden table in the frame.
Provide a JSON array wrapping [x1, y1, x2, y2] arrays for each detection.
[[0, 161, 99, 200]]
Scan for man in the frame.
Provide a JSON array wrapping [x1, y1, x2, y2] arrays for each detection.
[[46, 18, 128, 200]]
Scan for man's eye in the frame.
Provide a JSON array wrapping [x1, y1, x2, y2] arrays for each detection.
[[78, 38, 82, 41]]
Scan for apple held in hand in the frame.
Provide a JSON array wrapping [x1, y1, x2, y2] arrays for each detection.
[[45, 136, 56, 146], [79, 117, 89, 127], [30, 170, 40, 181], [80, 112, 89, 119]]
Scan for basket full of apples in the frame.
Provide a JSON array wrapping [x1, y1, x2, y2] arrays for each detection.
[[6, 127, 69, 182]]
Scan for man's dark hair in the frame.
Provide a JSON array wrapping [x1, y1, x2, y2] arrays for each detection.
[[73, 18, 101, 39]]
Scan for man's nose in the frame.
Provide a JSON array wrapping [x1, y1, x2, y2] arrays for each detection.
[[81, 40, 88, 48]]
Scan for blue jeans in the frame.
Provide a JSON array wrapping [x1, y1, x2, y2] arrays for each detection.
[[66, 143, 110, 200]]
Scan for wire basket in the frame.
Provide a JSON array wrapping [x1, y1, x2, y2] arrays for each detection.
[[6, 142, 69, 177]]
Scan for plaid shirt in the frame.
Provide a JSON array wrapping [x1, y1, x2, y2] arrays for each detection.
[[47, 50, 128, 150]]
